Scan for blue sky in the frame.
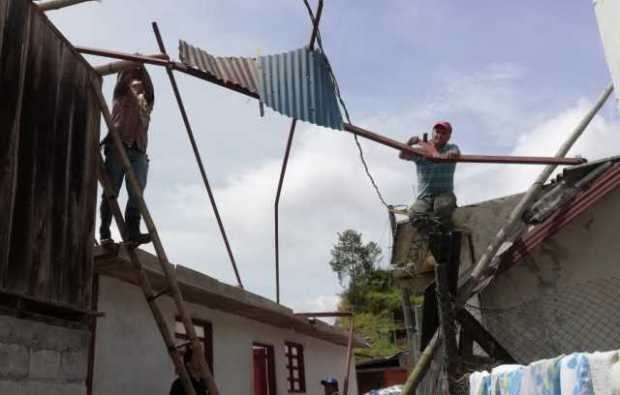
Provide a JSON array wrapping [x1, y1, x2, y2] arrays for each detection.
[[48, 1, 619, 313]]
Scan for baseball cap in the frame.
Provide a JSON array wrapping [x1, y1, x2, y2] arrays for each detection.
[[321, 377, 338, 385], [433, 121, 452, 133]]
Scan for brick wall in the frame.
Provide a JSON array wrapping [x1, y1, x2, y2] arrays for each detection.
[[0, 314, 89, 394]]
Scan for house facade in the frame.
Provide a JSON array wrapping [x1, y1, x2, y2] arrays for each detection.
[[91, 248, 361, 395], [392, 160, 620, 367]]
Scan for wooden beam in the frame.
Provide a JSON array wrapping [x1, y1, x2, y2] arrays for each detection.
[[456, 308, 516, 363]]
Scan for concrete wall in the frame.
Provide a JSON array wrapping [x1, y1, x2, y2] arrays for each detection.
[[0, 314, 89, 394], [480, 187, 620, 362], [93, 276, 358, 395]]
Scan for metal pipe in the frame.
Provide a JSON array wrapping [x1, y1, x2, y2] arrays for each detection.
[[344, 123, 586, 165], [94, 54, 168, 76], [273, 0, 323, 304], [274, 120, 296, 304], [296, 311, 352, 318], [75, 46, 170, 66], [37, 0, 97, 12], [342, 317, 355, 395], [151, 22, 244, 290], [459, 82, 613, 302], [399, 288, 417, 369]]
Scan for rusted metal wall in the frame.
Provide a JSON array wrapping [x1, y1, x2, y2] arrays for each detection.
[[0, 0, 100, 311]]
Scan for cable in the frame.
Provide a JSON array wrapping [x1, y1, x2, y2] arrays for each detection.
[[301, 0, 391, 209]]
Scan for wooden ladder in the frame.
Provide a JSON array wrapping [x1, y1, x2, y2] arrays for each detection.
[[90, 80, 219, 395]]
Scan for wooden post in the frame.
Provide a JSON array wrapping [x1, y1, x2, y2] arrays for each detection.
[[37, 0, 97, 12], [342, 317, 354, 395]]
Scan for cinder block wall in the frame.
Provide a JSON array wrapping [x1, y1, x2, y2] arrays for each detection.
[[0, 315, 89, 394]]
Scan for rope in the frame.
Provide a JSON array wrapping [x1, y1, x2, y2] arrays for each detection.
[[301, 0, 391, 209]]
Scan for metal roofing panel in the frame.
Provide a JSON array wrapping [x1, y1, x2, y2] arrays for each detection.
[[257, 47, 344, 130], [179, 40, 259, 94]]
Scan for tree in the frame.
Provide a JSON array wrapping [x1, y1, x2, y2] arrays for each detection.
[[329, 229, 382, 288], [330, 230, 409, 359]]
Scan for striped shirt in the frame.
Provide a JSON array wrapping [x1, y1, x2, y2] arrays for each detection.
[[410, 143, 460, 199]]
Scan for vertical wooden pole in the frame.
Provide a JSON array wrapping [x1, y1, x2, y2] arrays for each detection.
[[342, 316, 355, 395]]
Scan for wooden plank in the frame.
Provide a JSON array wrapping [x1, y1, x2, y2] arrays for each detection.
[[5, 1, 40, 295], [456, 308, 516, 363], [1, 0, 99, 311], [49, 42, 75, 305], [0, 0, 30, 281], [29, 19, 63, 302]]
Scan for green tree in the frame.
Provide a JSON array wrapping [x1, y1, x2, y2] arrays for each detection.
[[330, 229, 409, 359], [329, 229, 382, 308]]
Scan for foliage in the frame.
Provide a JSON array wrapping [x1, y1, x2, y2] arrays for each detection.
[[329, 229, 417, 359]]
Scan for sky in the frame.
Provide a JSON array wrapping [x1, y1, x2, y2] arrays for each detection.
[[47, 0, 620, 315]]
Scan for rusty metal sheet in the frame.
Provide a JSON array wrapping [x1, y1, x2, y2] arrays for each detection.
[[0, 0, 100, 311], [257, 47, 344, 130], [178, 40, 344, 130], [179, 40, 259, 95]]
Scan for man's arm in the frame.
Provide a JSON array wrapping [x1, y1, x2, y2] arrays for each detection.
[[399, 136, 421, 161], [432, 144, 460, 160]]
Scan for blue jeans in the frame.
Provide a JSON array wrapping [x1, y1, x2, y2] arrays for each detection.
[[99, 143, 149, 240]]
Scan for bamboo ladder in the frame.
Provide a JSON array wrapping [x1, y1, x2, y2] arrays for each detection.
[[89, 80, 219, 395]]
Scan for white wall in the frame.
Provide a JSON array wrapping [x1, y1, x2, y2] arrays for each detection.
[[93, 276, 358, 395]]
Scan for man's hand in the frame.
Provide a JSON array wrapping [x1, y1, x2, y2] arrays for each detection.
[[407, 136, 420, 146], [432, 151, 460, 160]]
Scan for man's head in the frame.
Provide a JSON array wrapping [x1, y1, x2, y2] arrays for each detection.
[[320, 377, 339, 395], [130, 79, 145, 96], [432, 121, 452, 147]]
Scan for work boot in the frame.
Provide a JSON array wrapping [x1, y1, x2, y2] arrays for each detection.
[[127, 232, 152, 246], [100, 238, 115, 248]]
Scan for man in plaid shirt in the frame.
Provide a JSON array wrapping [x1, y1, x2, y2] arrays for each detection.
[[399, 121, 460, 226]]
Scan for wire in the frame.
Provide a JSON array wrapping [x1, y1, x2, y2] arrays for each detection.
[[301, 0, 391, 209]]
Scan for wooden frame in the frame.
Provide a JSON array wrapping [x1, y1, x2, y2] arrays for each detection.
[[174, 316, 214, 374], [253, 342, 277, 395], [284, 341, 306, 393]]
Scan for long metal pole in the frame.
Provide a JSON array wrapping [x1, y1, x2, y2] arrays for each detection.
[[343, 123, 585, 165], [274, 120, 296, 304], [274, 0, 323, 304], [75, 47, 587, 166], [89, 80, 219, 395], [151, 22, 244, 289], [459, 82, 614, 302]]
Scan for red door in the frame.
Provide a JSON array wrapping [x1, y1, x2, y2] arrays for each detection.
[[253, 344, 276, 395], [253, 348, 268, 395]]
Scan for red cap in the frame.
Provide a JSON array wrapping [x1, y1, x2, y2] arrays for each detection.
[[433, 121, 452, 133]]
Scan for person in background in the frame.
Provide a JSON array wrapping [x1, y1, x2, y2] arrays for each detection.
[[99, 65, 154, 246], [320, 377, 340, 395], [169, 345, 209, 395]]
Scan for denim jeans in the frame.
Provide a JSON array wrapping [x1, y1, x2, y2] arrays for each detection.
[[99, 143, 149, 240]]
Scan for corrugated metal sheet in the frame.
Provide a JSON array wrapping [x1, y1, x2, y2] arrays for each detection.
[[179, 40, 260, 95], [257, 48, 344, 130], [178, 41, 343, 130], [0, 0, 100, 310]]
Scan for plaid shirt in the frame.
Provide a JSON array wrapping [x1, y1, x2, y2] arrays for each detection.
[[410, 143, 460, 199]]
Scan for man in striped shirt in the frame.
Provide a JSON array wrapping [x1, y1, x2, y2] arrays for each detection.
[[399, 121, 460, 226]]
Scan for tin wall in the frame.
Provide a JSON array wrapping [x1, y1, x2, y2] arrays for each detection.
[[0, 0, 101, 310]]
